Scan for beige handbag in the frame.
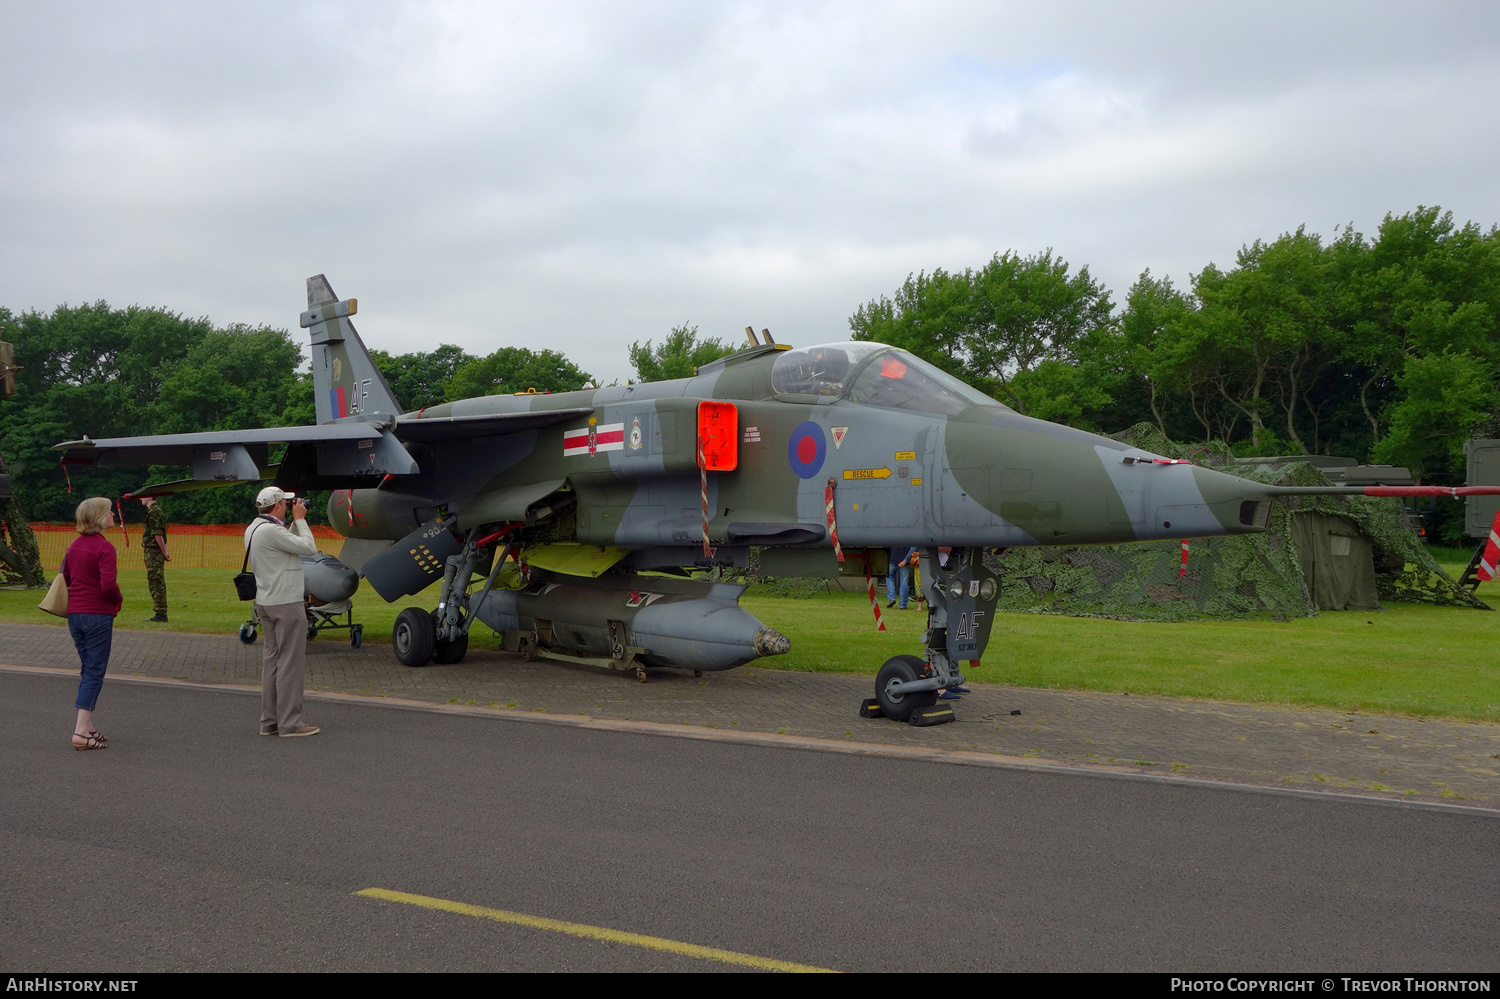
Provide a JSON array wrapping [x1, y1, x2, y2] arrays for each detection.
[[38, 571, 68, 617]]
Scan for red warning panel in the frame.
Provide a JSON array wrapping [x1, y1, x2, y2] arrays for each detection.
[[697, 401, 738, 471]]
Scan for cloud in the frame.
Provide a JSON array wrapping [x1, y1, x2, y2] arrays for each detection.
[[2, 0, 1497, 385]]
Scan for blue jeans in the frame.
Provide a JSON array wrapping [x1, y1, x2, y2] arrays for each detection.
[[886, 565, 911, 608], [68, 613, 114, 711]]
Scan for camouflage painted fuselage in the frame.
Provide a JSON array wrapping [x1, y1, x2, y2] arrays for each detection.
[[333, 341, 1272, 555]]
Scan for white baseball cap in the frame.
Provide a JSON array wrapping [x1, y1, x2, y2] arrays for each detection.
[[255, 486, 296, 509]]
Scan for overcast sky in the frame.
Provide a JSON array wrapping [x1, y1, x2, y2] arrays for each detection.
[[3, 1, 1497, 386]]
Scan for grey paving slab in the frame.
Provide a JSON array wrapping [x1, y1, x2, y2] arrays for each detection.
[[6, 620, 1499, 807]]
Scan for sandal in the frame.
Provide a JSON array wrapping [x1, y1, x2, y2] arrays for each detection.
[[87, 729, 107, 745], [71, 732, 107, 751]]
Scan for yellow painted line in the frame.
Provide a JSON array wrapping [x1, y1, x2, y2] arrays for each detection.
[[354, 888, 839, 973]]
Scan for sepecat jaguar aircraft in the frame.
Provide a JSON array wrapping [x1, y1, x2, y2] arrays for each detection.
[[55, 276, 1500, 722]]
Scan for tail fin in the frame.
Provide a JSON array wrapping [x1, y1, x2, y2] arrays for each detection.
[[301, 275, 403, 425]]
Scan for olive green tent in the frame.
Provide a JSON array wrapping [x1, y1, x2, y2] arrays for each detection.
[[1291, 510, 1378, 612]]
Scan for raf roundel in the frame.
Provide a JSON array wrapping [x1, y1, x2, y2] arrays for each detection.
[[787, 421, 826, 479]]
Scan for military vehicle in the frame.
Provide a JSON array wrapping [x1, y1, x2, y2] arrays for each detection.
[[55, 276, 1500, 722]]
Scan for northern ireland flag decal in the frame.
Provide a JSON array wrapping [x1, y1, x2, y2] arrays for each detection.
[[563, 422, 625, 457]]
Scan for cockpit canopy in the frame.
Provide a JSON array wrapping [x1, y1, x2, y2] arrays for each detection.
[[770, 342, 1009, 417]]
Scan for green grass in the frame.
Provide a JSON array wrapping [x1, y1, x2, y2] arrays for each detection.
[[1429, 546, 1480, 570], [7, 563, 1500, 723], [745, 589, 1500, 721]]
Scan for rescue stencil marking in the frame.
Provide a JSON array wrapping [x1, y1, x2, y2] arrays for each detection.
[[831, 427, 848, 449], [564, 422, 625, 457], [788, 422, 826, 479], [843, 467, 892, 480]]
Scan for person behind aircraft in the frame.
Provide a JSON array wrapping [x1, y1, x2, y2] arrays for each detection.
[[140, 495, 170, 622], [886, 546, 916, 610]]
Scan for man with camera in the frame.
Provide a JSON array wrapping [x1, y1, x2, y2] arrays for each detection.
[[245, 486, 320, 738]]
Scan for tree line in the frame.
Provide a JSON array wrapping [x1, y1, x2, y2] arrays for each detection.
[[852, 206, 1500, 493], [3, 204, 1495, 539], [0, 308, 601, 524]]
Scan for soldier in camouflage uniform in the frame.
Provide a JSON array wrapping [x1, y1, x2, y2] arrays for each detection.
[[141, 496, 170, 622], [0, 452, 45, 588]]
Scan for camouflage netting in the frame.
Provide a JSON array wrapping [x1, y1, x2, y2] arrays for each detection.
[[987, 424, 1488, 621], [0, 502, 46, 588]]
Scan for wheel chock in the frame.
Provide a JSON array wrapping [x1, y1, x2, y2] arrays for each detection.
[[908, 704, 956, 727], [859, 698, 885, 719]]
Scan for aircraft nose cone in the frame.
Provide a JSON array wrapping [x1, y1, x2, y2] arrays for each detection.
[[753, 627, 791, 657]]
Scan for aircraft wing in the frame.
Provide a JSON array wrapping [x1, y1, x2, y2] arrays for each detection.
[[54, 407, 598, 488], [392, 407, 593, 443], [55, 423, 418, 479]]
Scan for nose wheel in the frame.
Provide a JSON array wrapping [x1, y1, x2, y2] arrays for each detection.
[[874, 655, 935, 721], [865, 547, 997, 727]]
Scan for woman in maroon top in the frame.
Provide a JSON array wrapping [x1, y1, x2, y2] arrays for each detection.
[[63, 497, 122, 751]]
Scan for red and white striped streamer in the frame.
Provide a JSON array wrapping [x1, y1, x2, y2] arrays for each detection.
[[824, 477, 844, 562], [864, 555, 885, 631], [699, 441, 711, 560], [1178, 539, 1189, 578]]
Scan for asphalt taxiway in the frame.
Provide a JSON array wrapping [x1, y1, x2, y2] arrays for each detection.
[[4, 621, 1499, 807], [4, 661, 1498, 972]]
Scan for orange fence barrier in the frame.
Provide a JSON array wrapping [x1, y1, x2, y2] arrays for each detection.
[[30, 523, 346, 571]]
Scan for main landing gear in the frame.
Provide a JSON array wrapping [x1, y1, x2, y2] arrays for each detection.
[[393, 529, 515, 668]]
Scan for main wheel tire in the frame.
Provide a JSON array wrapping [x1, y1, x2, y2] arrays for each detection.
[[393, 607, 436, 667], [875, 654, 936, 722], [238, 622, 258, 646], [433, 631, 469, 665]]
